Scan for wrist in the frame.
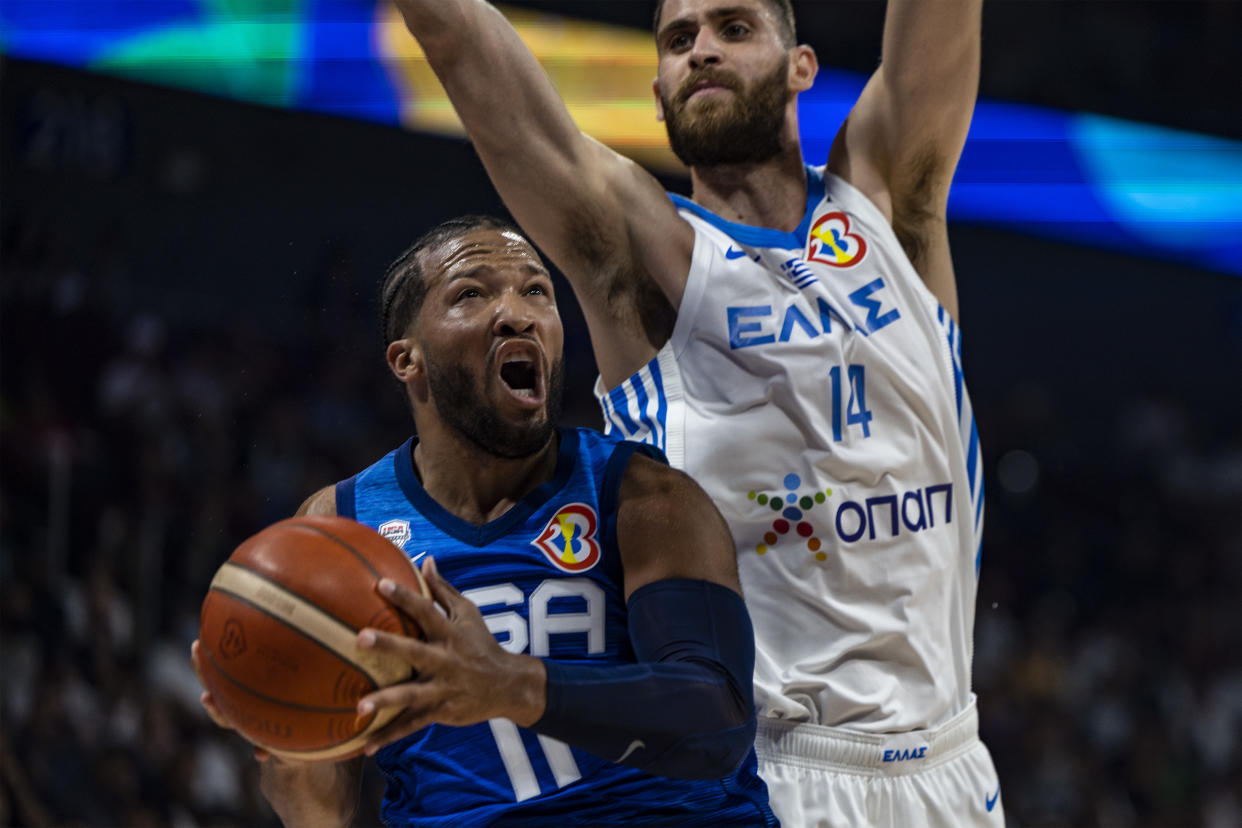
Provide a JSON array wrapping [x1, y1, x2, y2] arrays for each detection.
[[502, 654, 547, 727]]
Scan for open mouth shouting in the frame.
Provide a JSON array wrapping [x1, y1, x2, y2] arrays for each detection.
[[494, 339, 546, 409]]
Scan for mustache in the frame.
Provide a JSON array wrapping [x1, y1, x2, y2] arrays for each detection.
[[675, 69, 744, 105]]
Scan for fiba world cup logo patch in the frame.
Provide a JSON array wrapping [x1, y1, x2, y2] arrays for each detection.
[[532, 503, 602, 573], [807, 211, 867, 268]]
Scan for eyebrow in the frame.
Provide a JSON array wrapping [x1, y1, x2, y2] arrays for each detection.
[[658, 6, 756, 42]]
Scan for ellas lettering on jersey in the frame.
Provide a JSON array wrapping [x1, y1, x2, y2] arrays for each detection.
[[531, 503, 602, 573], [726, 276, 903, 352]]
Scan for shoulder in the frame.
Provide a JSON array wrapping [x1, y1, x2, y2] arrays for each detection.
[[613, 450, 740, 596], [617, 453, 716, 531], [296, 485, 337, 517]]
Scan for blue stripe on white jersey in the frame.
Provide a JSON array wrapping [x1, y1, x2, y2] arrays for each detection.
[[600, 355, 669, 454], [936, 305, 986, 574]]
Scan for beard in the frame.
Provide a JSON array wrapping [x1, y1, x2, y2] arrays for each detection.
[[661, 59, 790, 168], [425, 352, 564, 460]]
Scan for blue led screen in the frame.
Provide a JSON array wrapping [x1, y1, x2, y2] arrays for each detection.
[[3, 0, 1238, 275]]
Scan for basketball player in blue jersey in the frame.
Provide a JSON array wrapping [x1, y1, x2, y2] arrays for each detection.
[[387, 0, 1000, 825], [192, 215, 776, 826]]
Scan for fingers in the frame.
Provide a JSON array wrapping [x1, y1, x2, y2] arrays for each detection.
[[421, 557, 482, 628], [357, 626, 440, 674], [356, 680, 430, 720], [376, 575, 452, 640], [191, 640, 235, 730], [197, 689, 229, 728], [190, 639, 205, 682], [421, 556, 466, 612]]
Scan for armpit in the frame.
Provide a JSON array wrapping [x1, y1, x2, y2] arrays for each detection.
[[891, 142, 946, 273]]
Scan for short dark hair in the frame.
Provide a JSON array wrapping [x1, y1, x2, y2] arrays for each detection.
[[379, 214, 522, 344], [653, 0, 797, 49]]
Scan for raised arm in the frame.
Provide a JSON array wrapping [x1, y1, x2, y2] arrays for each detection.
[[827, 0, 982, 319], [391, 0, 693, 383]]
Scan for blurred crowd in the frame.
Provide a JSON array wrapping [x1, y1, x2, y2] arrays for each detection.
[[2, 206, 1240, 827]]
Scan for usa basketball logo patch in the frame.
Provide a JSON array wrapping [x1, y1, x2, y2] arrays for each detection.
[[532, 503, 602, 573], [378, 519, 411, 550], [807, 212, 867, 268]]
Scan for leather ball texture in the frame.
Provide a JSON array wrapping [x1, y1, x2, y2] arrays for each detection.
[[198, 515, 429, 761]]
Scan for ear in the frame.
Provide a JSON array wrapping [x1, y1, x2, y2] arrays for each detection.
[[652, 77, 666, 123], [386, 338, 423, 384], [789, 44, 818, 94]]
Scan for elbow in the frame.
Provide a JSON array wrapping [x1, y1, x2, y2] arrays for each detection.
[[645, 713, 758, 781]]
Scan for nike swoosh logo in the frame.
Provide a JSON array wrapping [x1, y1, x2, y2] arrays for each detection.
[[409, 550, 428, 564], [985, 785, 1000, 812], [615, 739, 645, 763], [725, 246, 747, 259]]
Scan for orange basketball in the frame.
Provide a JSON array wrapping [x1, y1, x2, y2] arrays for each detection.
[[198, 515, 429, 761]]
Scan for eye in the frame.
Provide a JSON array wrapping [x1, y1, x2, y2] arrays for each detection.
[[526, 282, 552, 297], [455, 287, 482, 302], [722, 22, 749, 38], [667, 32, 692, 51]]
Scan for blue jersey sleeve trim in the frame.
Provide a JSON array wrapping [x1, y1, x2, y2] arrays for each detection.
[[668, 165, 825, 249], [335, 475, 357, 520]]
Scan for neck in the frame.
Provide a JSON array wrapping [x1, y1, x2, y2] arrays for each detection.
[[686, 104, 808, 231], [411, 421, 560, 525], [689, 142, 807, 231]]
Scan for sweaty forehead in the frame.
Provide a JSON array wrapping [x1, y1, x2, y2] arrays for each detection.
[[427, 229, 542, 281]]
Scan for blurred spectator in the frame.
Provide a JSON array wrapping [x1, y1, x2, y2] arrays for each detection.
[[2, 163, 1239, 828]]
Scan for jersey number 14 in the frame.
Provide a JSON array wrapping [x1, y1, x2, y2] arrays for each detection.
[[829, 364, 873, 441]]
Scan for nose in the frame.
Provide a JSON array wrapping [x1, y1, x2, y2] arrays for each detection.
[[688, 28, 722, 69], [492, 290, 536, 337]]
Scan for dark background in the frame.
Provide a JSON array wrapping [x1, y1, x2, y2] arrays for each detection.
[[2, 2, 1240, 826]]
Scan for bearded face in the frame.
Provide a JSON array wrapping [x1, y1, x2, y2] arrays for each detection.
[[424, 350, 565, 460], [661, 58, 790, 168]]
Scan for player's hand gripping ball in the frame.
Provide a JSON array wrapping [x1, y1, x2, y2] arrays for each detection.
[[197, 515, 429, 761]]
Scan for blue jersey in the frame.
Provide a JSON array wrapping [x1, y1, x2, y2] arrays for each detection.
[[336, 427, 775, 827]]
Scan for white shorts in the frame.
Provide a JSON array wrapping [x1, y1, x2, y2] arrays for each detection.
[[755, 697, 1004, 828]]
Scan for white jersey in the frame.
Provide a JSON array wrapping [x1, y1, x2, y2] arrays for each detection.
[[595, 166, 984, 732]]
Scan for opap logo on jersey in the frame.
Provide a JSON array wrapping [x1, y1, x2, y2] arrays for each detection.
[[806, 211, 867, 268], [532, 503, 602, 573]]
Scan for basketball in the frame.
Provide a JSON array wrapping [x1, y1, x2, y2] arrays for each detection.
[[197, 515, 430, 761]]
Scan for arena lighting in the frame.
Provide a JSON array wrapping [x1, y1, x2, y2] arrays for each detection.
[[2, 0, 1239, 275]]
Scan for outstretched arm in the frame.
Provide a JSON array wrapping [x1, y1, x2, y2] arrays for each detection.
[[191, 486, 364, 828], [391, 0, 693, 384], [828, 0, 982, 320]]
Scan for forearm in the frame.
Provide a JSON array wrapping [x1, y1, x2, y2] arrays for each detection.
[[532, 579, 756, 780], [259, 756, 363, 828], [395, 0, 581, 167]]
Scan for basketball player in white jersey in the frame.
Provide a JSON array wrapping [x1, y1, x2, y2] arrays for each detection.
[[389, 0, 1000, 823]]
